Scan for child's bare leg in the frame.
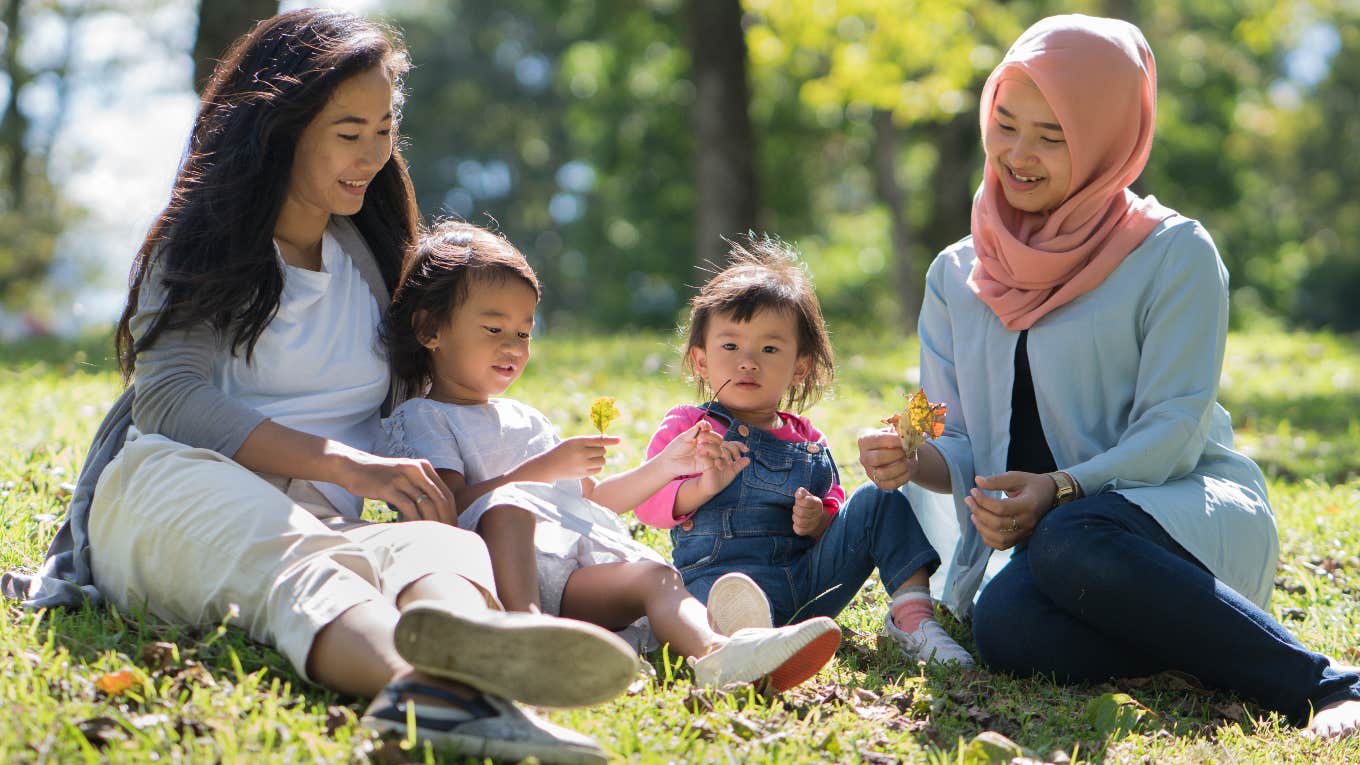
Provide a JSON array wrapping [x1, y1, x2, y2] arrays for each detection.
[[476, 504, 540, 612], [559, 561, 722, 658]]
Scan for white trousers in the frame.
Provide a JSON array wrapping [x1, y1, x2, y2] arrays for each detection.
[[88, 434, 495, 681]]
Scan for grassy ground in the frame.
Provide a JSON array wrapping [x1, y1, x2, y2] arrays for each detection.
[[2, 327, 1359, 763]]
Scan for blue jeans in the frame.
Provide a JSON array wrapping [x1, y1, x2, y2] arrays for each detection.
[[682, 483, 939, 625], [972, 492, 1360, 723]]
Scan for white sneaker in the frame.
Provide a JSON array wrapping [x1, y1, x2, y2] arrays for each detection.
[[706, 573, 773, 636], [883, 611, 975, 667], [395, 601, 640, 708], [690, 617, 841, 692]]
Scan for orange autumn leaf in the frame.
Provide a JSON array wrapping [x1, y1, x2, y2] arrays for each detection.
[[94, 669, 139, 696], [883, 389, 947, 455]]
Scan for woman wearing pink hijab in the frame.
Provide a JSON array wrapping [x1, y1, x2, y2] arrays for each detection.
[[859, 14, 1360, 738]]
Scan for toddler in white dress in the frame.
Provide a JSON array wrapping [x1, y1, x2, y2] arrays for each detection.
[[380, 220, 841, 693]]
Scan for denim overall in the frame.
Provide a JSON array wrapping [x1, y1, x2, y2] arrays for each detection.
[[671, 402, 940, 625]]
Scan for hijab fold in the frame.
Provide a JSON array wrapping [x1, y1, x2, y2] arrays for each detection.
[[968, 14, 1173, 330]]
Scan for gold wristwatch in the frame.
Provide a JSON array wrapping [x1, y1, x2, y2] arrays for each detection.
[[1047, 470, 1080, 508]]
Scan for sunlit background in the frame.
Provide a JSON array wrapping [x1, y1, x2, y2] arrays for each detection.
[[1, 0, 1356, 340]]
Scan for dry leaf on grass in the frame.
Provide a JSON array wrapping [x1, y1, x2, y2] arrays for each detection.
[[93, 669, 139, 696]]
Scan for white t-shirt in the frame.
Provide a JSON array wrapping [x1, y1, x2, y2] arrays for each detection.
[[212, 228, 389, 517]]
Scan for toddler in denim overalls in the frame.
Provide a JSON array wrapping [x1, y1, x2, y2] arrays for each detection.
[[632, 237, 974, 666]]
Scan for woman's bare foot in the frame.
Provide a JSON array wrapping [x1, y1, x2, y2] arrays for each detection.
[[1306, 698, 1360, 740]]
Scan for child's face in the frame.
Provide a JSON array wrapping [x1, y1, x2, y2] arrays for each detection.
[[689, 308, 809, 417], [421, 275, 537, 404]]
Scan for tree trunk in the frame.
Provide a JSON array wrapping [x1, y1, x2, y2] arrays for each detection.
[[921, 110, 979, 264], [870, 109, 920, 333], [687, 0, 758, 268], [193, 0, 279, 92], [1, 0, 29, 206]]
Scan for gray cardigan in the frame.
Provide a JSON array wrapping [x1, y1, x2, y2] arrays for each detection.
[[2, 217, 392, 608]]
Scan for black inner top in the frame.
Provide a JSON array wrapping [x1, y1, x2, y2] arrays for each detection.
[[1007, 330, 1059, 475]]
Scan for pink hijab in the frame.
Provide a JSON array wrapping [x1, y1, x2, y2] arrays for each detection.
[[968, 15, 1173, 330]]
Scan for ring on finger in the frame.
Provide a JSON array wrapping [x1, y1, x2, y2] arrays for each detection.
[[415, 493, 429, 505], [1005, 516, 1019, 533]]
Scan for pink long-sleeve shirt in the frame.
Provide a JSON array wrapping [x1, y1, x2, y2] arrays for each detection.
[[633, 404, 846, 529]]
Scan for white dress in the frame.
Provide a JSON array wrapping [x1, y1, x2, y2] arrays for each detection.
[[384, 397, 663, 651]]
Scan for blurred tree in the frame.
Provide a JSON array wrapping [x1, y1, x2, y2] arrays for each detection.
[[0, 0, 87, 310], [192, 0, 277, 91], [688, 0, 759, 269], [386, 0, 1357, 333], [745, 0, 1030, 331], [392, 0, 698, 330]]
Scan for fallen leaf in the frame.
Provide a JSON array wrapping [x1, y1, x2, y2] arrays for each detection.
[[851, 687, 880, 705], [94, 669, 139, 696], [1213, 701, 1247, 722], [589, 396, 620, 434], [1085, 692, 1160, 739], [75, 717, 125, 749], [140, 641, 179, 671], [958, 730, 1036, 765], [966, 705, 995, 726], [325, 705, 355, 736]]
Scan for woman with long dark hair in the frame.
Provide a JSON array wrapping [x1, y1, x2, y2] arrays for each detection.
[[4, 10, 632, 762]]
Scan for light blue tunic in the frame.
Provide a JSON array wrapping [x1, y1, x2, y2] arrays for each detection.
[[909, 214, 1277, 619]]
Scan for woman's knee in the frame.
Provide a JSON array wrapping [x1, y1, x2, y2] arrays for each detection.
[[1028, 498, 1116, 579], [399, 521, 494, 581]]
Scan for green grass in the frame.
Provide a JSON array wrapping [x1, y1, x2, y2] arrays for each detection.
[[2, 327, 1360, 763]]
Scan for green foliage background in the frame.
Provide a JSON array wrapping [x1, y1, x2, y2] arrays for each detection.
[[386, 0, 1360, 332]]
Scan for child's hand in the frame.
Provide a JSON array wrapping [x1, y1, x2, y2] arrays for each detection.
[[792, 487, 828, 538], [655, 420, 726, 476], [696, 438, 749, 496], [532, 435, 621, 482]]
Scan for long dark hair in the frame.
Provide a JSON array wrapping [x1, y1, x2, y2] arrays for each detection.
[[682, 236, 835, 413], [382, 220, 540, 402], [115, 9, 418, 380]]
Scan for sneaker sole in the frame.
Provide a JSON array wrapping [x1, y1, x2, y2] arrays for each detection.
[[395, 605, 639, 708], [707, 574, 773, 636], [361, 715, 608, 765], [767, 621, 841, 692]]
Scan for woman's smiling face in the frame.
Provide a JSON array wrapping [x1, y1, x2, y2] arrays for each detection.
[[286, 65, 396, 219], [984, 75, 1072, 215]]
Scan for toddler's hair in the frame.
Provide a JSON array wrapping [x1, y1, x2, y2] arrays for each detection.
[[682, 235, 834, 412], [382, 219, 539, 399]]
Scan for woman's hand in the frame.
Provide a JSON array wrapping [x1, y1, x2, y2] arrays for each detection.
[[966, 471, 1057, 550], [335, 452, 457, 525], [858, 428, 916, 491], [530, 436, 621, 483], [791, 487, 828, 538]]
